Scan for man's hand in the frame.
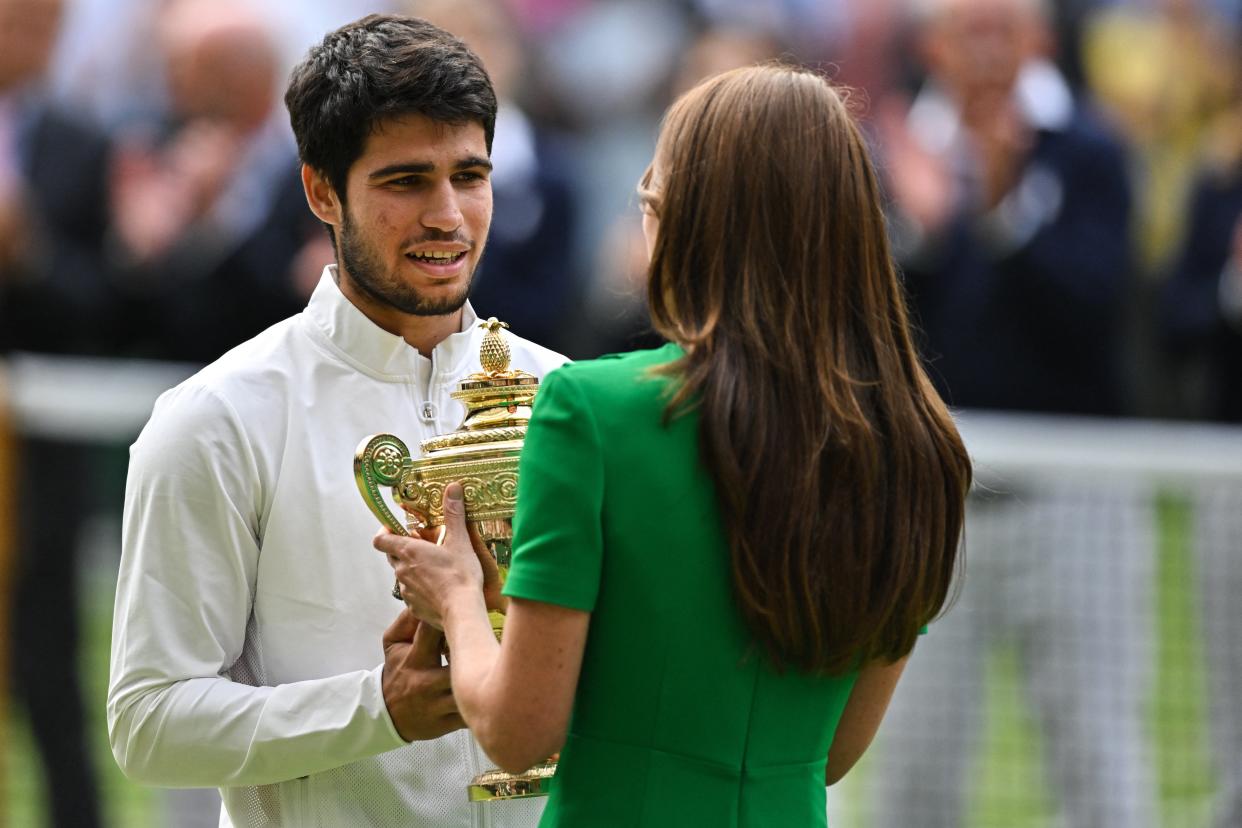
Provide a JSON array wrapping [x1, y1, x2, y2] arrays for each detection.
[[109, 145, 195, 263], [874, 97, 956, 236], [381, 608, 465, 742], [962, 93, 1032, 210]]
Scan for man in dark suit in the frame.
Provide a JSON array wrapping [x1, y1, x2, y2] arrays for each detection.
[[105, 0, 316, 365], [881, 0, 1132, 417], [866, 3, 1153, 828]]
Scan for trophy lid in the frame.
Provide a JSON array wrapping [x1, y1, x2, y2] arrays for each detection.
[[354, 318, 541, 545], [454, 317, 537, 394], [420, 318, 540, 452]]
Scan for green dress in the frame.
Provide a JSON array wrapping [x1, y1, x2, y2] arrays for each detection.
[[503, 344, 859, 827]]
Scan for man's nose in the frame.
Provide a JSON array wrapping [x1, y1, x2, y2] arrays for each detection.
[[420, 180, 463, 232]]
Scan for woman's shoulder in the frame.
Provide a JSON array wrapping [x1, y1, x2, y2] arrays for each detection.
[[550, 342, 682, 388], [538, 343, 684, 419]]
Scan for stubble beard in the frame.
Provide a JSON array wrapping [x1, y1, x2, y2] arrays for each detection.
[[337, 210, 474, 317]]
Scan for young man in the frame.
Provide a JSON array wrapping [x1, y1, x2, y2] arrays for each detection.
[[107, 15, 564, 827]]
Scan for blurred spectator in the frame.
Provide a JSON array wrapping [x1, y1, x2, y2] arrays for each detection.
[[582, 21, 786, 357], [688, 0, 846, 57], [881, 0, 1132, 416], [0, 1, 110, 826], [1163, 117, 1242, 423], [47, 0, 399, 133], [670, 22, 785, 96], [0, 0, 115, 357], [44, 0, 167, 131], [532, 0, 688, 357], [1082, 0, 1235, 274], [832, 0, 915, 109], [1157, 36, 1242, 427], [1079, 0, 1237, 415], [869, 2, 1156, 828], [503, 0, 591, 37], [106, 0, 317, 364], [536, 0, 687, 130], [1046, 0, 1114, 90], [409, 0, 581, 356]]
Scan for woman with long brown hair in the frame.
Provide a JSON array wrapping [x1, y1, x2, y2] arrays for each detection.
[[376, 64, 971, 826]]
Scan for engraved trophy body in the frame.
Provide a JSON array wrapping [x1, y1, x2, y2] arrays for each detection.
[[353, 318, 556, 801]]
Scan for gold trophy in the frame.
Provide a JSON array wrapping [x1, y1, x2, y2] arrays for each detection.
[[353, 318, 556, 801]]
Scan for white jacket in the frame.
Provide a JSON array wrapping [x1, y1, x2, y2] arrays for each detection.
[[108, 267, 566, 827]]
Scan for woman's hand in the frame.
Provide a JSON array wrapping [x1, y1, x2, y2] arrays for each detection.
[[407, 486, 510, 616], [375, 482, 484, 628], [466, 519, 510, 617]]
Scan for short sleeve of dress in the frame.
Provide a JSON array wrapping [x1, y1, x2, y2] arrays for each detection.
[[502, 367, 604, 612]]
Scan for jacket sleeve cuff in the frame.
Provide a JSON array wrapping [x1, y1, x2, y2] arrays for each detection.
[[365, 664, 408, 749]]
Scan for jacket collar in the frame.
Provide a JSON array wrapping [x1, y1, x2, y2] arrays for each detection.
[[304, 265, 480, 380]]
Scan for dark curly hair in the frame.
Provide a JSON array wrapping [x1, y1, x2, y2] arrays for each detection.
[[285, 14, 496, 205]]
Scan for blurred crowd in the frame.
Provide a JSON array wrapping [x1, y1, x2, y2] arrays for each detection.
[[2, 0, 1242, 420], [4, 0, 1242, 825]]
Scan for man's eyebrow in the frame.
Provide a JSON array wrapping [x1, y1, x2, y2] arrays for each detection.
[[367, 157, 493, 180]]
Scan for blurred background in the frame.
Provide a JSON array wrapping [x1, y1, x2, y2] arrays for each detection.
[[1, 0, 1241, 825]]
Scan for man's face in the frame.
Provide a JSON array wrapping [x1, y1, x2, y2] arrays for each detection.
[[335, 114, 492, 318], [924, 0, 1035, 105]]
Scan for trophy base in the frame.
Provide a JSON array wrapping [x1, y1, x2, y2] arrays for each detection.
[[467, 760, 557, 802]]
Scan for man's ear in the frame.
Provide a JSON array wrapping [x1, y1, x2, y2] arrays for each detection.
[[303, 164, 343, 227]]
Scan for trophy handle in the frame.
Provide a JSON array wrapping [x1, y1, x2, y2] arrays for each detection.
[[354, 433, 413, 537]]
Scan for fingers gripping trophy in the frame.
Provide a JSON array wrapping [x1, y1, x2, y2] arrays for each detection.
[[353, 318, 556, 801]]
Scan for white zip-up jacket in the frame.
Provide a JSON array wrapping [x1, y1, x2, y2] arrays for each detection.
[[108, 267, 567, 827]]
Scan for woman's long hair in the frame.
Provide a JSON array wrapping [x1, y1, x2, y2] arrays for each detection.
[[644, 65, 972, 674]]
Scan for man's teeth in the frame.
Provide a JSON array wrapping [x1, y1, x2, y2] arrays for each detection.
[[409, 251, 463, 262]]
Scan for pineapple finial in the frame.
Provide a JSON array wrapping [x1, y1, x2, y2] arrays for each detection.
[[478, 317, 511, 374]]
